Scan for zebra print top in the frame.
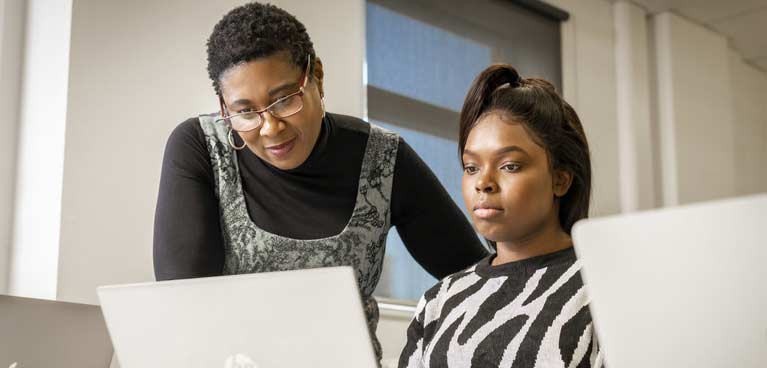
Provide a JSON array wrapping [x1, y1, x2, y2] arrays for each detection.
[[399, 247, 604, 368]]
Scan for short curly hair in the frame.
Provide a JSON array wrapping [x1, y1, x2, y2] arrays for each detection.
[[206, 2, 316, 95]]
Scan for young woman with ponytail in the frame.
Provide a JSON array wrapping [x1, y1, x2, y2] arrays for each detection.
[[399, 64, 603, 368]]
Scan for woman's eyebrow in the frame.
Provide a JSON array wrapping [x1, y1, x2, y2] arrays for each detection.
[[495, 145, 529, 157], [228, 82, 300, 109], [267, 81, 300, 97], [463, 145, 529, 157]]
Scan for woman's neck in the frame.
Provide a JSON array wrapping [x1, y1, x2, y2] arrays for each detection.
[[492, 218, 572, 266]]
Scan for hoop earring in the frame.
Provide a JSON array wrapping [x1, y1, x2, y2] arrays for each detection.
[[228, 128, 247, 150]]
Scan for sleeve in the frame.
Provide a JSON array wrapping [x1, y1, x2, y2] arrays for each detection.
[[153, 118, 225, 280], [390, 138, 489, 279], [398, 296, 428, 368]]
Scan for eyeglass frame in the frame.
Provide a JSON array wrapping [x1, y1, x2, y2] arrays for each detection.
[[216, 55, 313, 132]]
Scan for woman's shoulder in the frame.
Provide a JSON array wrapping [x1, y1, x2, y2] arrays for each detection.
[[327, 112, 371, 136], [326, 113, 412, 159], [420, 256, 488, 304], [168, 116, 206, 145], [162, 116, 211, 172]]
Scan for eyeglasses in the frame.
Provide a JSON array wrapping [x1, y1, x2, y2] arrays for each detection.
[[216, 55, 312, 132]]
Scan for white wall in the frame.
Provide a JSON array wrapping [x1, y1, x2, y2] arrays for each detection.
[[613, 1, 656, 211], [548, 0, 767, 212], [543, 0, 622, 217], [55, 0, 364, 305], [0, 0, 25, 295], [652, 12, 737, 205], [8, 0, 72, 299], [729, 52, 767, 196]]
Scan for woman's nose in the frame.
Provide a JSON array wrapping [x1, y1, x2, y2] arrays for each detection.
[[475, 174, 498, 193], [259, 112, 284, 137]]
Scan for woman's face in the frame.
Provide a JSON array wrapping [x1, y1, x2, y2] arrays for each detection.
[[218, 52, 324, 170], [461, 112, 569, 244]]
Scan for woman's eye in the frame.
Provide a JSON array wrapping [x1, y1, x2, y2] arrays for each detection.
[[273, 98, 290, 108], [463, 166, 478, 174], [501, 163, 521, 172]]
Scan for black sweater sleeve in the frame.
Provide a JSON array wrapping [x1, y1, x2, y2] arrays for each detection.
[[390, 138, 489, 279], [153, 119, 224, 280]]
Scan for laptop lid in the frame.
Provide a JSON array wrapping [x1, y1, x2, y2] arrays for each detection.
[[0, 295, 113, 368], [572, 194, 767, 367], [97, 266, 378, 368]]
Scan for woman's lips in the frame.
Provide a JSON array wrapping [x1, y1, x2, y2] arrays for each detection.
[[265, 137, 296, 159], [473, 205, 503, 219]]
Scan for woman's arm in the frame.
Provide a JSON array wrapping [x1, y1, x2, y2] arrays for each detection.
[[153, 118, 224, 280], [390, 138, 488, 279]]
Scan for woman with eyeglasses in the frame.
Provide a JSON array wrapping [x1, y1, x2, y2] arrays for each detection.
[[153, 2, 488, 360]]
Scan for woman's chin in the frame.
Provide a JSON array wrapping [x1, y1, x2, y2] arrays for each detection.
[[476, 227, 517, 245], [263, 151, 309, 170]]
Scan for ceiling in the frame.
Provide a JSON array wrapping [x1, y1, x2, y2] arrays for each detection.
[[627, 0, 767, 71]]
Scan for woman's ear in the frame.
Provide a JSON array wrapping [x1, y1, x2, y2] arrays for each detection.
[[553, 169, 573, 197], [313, 57, 325, 98]]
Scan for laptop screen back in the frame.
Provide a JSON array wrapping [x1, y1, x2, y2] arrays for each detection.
[[97, 266, 378, 368], [0, 295, 113, 368], [572, 195, 767, 367]]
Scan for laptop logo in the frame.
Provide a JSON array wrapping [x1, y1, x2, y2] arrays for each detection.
[[9, 363, 18, 368], [225, 354, 258, 368]]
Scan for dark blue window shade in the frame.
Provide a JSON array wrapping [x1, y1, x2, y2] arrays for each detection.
[[367, 3, 492, 111]]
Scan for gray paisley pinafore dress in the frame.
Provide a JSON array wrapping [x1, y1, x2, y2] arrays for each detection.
[[199, 114, 398, 360]]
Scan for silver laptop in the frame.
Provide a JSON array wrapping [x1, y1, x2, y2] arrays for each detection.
[[97, 266, 378, 368], [572, 194, 767, 367], [0, 295, 114, 368]]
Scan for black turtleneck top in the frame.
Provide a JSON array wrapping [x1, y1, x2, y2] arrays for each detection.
[[153, 113, 488, 281]]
